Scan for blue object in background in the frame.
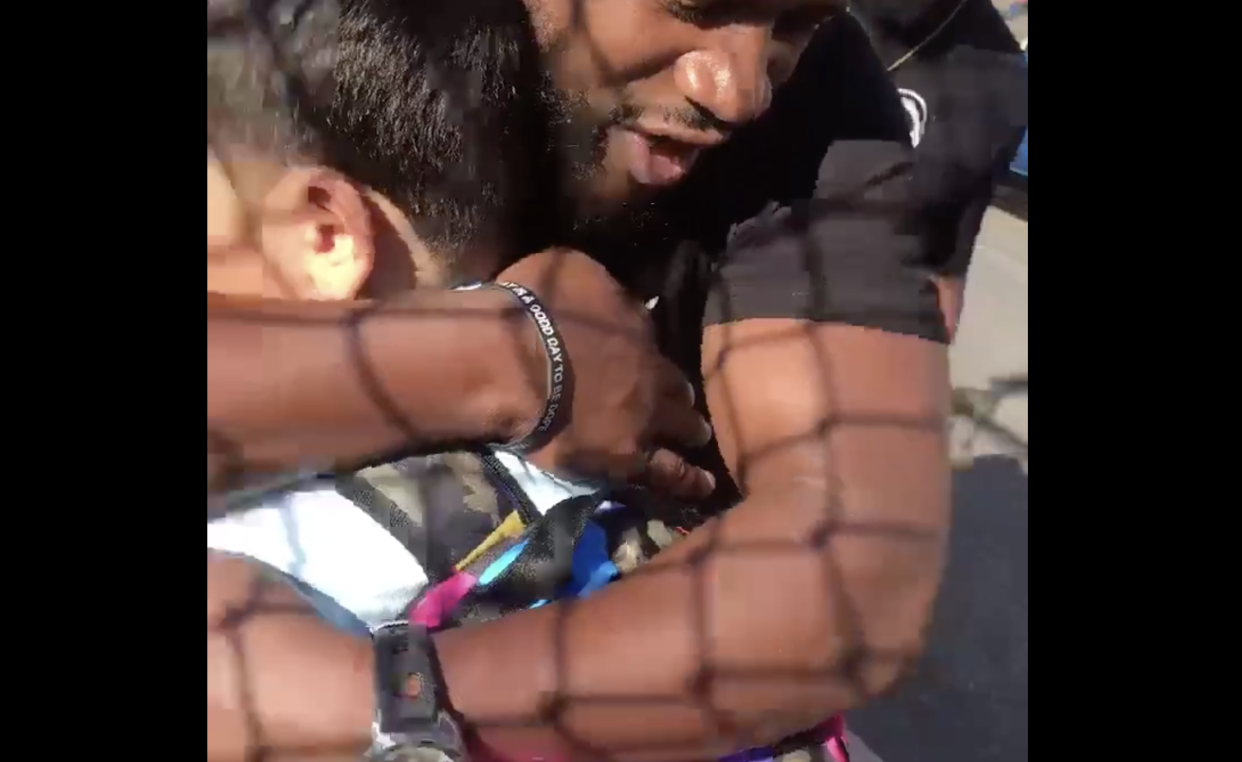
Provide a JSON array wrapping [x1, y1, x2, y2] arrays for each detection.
[[1010, 128, 1028, 177], [1009, 52, 1028, 177]]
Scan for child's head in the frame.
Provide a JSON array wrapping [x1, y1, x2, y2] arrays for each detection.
[[206, 0, 545, 298], [206, 0, 424, 299]]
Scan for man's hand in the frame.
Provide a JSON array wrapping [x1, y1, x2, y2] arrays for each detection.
[[497, 249, 715, 500], [932, 275, 965, 341], [206, 252, 711, 499]]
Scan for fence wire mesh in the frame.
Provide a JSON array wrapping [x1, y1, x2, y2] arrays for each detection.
[[206, 0, 1028, 760]]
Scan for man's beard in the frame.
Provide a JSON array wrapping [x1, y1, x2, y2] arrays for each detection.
[[534, 85, 670, 256], [417, 69, 667, 282], [432, 0, 676, 263]]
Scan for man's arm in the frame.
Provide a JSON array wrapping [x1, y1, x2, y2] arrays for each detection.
[[207, 287, 538, 494], [433, 16, 953, 759], [208, 250, 714, 501], [208, 552, 374, 762], [207, 19, 952, 762]]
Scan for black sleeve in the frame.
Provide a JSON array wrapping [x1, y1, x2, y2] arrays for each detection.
[[860, 0, 1029, 276], [696, 15, 947, 344], [921, 131, 1024, 277]]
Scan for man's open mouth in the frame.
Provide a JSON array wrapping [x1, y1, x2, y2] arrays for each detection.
[[621, 130, 705, 186]]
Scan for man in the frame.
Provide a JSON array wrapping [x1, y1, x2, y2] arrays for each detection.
[[209, 0, 953, 761]]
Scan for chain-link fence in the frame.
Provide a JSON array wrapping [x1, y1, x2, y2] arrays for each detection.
[[206, 0, 1028, 760]]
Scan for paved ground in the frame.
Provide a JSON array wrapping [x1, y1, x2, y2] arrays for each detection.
[[849, 202, 1029, 762], [1000, 4, 1029, 49]]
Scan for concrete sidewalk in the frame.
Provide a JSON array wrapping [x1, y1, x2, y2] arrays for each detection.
[[951, 207, 1029, 462]]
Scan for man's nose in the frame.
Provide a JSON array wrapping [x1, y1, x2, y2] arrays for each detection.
[[674, 27, 774, 128]]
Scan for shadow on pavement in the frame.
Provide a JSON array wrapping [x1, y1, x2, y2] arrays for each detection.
[[848, 455, 1029, 762]]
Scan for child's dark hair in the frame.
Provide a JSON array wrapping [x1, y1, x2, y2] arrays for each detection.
[[325, 0, 558, 260], [206, 0, 339, 161], [208, 0, 558, 260]]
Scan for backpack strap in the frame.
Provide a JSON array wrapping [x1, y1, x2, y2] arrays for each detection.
[[437, 494, 607, 627], [336, 453, 506, 584]]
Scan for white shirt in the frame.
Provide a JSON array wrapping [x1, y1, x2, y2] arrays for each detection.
[[206, 453, 597, 631]]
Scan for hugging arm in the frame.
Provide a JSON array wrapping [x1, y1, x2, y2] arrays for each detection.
[[208, 313, 948, 762], [422, 18, 953, 760], [208, 249, 714, 503], [206, 287, 541, 495], [208, 551, 374, 762]]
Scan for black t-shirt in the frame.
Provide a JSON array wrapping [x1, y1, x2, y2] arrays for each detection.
[[856, 0, 1029, 275]]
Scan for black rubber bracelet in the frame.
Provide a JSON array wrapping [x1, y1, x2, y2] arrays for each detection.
[[491, 281, 569, 453]]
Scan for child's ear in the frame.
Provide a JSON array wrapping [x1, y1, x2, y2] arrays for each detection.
[[260, 167, 375, 300]]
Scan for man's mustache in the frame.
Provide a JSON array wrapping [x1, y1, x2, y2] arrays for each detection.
[[611, 102, 738, 137]]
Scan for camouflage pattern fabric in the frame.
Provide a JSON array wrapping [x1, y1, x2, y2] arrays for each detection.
[[342, 452, 690, 578]]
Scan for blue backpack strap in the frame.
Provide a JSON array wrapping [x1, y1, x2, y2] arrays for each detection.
[[448, 495, 613, 625]]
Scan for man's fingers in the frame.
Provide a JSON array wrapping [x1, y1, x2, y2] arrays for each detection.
[[650, 397, 713, 448], [632, 448, 716, 501], [647, 356, 708, 445], [654, 356, 696, 409]]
